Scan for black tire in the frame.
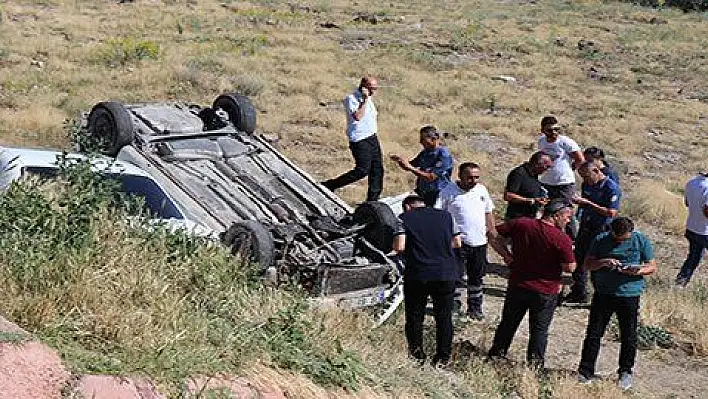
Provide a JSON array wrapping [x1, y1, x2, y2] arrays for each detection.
[[87, 102, 134, 156], [353, 201, 399, 253], [223, 220, 275, 270], [212, 93, 257, 134]]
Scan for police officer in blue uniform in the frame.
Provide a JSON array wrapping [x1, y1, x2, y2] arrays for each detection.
[[565, 161, 622, 303], [391, 125, 454, 207]]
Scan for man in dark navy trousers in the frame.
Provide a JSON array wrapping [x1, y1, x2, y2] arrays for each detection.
[[566, 161, 622, 304], [392, 195, 462, 366]]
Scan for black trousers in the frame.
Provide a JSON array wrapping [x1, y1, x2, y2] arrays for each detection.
[[455, 244, 487, 313], [404, 279, 456, 364], [488, 286, 558, 367], [578, 294, 639, 377], [321, 135, 384, 201], [570, 226, 603, 297], [542, 183, 578, 239]]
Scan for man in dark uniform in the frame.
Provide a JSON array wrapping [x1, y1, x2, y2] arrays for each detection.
[[565, 161, 622, 304], [503, 151, 554, 220], [391, 125, 454, 207], [392, 195, 462, 366], [583, 146, 620, 185]]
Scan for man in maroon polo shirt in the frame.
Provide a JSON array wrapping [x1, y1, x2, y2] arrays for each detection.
[[487, 199, 577, 368]]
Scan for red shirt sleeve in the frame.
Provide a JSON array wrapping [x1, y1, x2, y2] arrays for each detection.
[[556, 233, 576, 264]]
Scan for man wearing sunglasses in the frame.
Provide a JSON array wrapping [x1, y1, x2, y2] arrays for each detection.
[[537, 116, 584, 204]]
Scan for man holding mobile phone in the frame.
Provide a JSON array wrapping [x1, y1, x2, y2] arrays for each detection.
[[321, 75, 384, 201], [577, 217, 656, 391]]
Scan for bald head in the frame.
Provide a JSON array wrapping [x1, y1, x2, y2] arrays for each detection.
[[359, 76, 379, 94]]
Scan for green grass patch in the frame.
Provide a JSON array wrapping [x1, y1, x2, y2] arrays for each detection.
[[0, 157, 368, 392], [93, 37, 160, 67]]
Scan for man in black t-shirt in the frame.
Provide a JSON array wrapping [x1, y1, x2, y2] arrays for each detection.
[[503, 151, 553, 220], [392, 195, 462, 366]]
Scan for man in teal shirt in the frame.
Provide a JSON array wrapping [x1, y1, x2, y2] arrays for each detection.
[[577, 217, 657, 391]]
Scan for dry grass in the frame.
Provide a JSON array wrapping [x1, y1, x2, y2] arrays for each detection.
[[1, 0, 708, 396], [623, 178, 688, 234]]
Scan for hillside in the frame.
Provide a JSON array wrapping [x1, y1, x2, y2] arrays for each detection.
[[0, 0, 707, 398]]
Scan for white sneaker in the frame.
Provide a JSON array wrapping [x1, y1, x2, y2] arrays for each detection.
[[618, 372, 632, 391]]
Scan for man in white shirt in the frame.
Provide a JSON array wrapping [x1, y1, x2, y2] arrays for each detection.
[[322, 76, 384, 201], [537, 115, 584, 202], [437, 162, 496, 319], [676, 172, 708, 287]]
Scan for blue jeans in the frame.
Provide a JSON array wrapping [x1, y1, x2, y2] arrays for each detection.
[[676, 230, 708, 282]]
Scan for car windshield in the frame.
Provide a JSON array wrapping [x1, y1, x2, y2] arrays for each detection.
[[23, 166, 184, 219]]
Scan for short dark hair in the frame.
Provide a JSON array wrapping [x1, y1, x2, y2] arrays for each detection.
[[419, 125, 440, 139], [529, 151, 550, 165], [584, 146, 605, 160], [611, 217, 634, 236], [541, 115, 558, 128], [542, 198, 571, 217], [459, 162, 480, 173], [578, 160, 601, 171], [402, 194, 425, 209]]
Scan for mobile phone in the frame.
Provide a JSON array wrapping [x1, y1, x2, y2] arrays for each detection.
[[619, 263, 641, 271], [361, 86, 370, 97]]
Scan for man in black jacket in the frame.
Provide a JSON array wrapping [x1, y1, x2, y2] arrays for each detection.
[[392, 195, 462, 365]]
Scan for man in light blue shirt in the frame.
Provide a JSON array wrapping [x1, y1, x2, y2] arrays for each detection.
[[321, 76, 384, 201]]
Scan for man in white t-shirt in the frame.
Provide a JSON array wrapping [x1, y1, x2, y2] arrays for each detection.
[[537, 115, 584, 202], [676, 172, 708, 287], [436, 162, 496, 320]]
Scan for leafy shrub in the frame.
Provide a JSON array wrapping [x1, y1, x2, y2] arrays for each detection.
[[95, 37, 160, 67], [0, 157, 367, 392], [262, 303, 365, 390]]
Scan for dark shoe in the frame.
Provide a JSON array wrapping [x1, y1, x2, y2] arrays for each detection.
[[578, 373, 601, 385], [468, 310, 485, 321], [432, 355, 451, 368], [562, 292, 588, 304], [452, 299, 462, 313], [674, 277, 689, 288]]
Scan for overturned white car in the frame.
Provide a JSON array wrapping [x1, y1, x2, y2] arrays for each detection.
[[76, 93, 403, 325]]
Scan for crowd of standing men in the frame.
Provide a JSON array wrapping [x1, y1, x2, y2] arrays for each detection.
[[321, 76, 706, 390]]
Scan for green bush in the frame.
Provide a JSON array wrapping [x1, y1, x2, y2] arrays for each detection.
[[95, 37, 160, 67], [0, 157, 367, 392]]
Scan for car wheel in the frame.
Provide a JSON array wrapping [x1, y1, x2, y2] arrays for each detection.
[[223, 220, 275, 270], [87, 102, 134, 156], [212, 93, 257, 134], [353, 201, 399, 253]]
